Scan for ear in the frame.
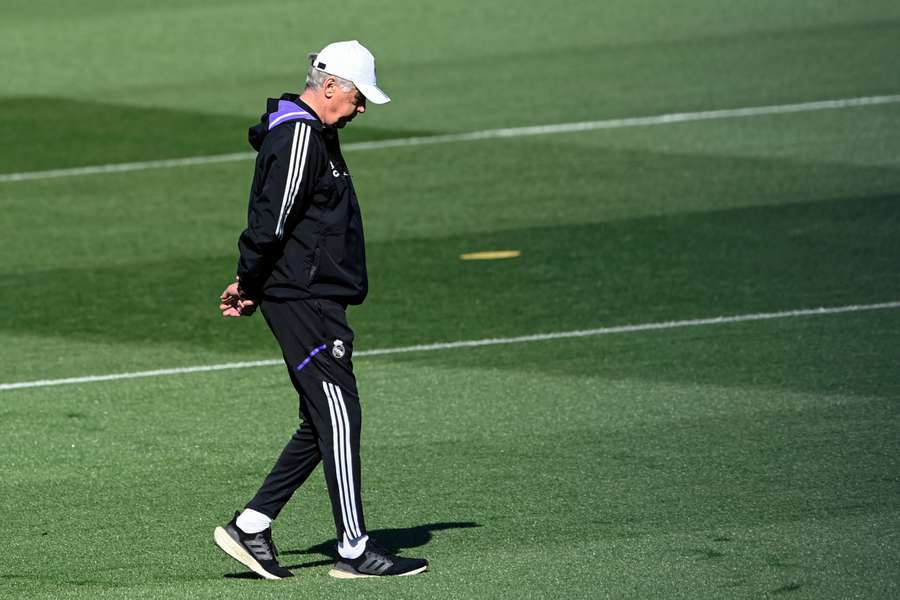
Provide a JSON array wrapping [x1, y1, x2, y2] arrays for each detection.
[[323, 76, 338, 99]]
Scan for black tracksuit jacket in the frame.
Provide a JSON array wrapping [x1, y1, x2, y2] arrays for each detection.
[[236, 94, 368, 305]]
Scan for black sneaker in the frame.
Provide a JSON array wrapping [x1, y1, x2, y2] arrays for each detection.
[[329, 539, 428, 578], [213, 513, 293, 580]]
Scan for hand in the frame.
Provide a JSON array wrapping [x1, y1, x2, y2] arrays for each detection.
[[219, 282, 242, 317], [238, 296, 258, 316], [219, 281, 257, 317]]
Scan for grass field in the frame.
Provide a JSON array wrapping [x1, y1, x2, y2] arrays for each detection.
[[2, 1, 899, 598]]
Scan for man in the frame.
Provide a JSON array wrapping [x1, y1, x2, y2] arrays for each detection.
[[213, 40, 427, 580]]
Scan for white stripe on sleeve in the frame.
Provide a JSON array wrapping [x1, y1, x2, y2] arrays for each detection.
[[275, 123, 310, 239], [275, 123, 301, 240]]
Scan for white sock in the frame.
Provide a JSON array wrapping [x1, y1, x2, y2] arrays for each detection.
[[337, 533, 369, 559], [235, 508, 272, 534]]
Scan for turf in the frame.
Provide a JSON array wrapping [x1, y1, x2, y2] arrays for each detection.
[[1, 1, 899, 598]]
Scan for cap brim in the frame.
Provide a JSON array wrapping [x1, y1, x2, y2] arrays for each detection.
[[356, 83, 390, 105]]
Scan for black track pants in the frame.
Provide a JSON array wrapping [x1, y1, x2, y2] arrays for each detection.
[[246, 298, 366, 542]]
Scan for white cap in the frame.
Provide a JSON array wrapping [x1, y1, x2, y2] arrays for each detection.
[[313, 40, 390, 105]]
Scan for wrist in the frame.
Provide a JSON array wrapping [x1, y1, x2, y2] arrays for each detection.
[[236, 273, 261, 300]]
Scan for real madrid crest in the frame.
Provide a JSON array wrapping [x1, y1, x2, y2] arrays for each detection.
[[332, 339, 346, 359]]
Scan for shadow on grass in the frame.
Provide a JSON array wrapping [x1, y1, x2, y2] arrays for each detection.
[[0, 96, 437, 173], [224, 521, 480, 578], [11, 192, 900, 364]]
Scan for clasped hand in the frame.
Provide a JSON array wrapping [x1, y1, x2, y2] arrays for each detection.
[[219, 281, 257, 317]]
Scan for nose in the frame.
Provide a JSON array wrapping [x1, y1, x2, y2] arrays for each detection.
[[356, 103, 365, 114]]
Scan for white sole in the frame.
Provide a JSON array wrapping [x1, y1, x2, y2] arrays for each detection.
[[213, 526, 283, 580], [328, 564, 428, 579]]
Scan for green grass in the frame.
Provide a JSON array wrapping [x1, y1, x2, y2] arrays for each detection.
[[3, 315, 898, 598], [1, 1, 899, 598]]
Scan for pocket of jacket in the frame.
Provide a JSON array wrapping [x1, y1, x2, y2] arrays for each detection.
[[308, 244, 321, 282]]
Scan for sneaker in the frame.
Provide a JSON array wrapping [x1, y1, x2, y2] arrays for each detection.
[[213, 513, 293, 580], [329, 539, 428, 578]]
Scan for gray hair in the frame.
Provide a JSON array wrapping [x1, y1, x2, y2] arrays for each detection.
[[305, 53, 355, 92]]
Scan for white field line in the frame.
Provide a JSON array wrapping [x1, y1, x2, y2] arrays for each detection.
[[2, 94, 899, 184], [2, 300, 898, 392]]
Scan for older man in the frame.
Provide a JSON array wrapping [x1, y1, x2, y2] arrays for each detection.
[[213, 40, 427, 580]]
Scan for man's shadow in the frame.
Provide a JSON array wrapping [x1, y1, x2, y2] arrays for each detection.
[[224, 521, 480, 577]]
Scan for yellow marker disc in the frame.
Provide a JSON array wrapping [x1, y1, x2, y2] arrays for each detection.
[[459, 250, 521, 261]]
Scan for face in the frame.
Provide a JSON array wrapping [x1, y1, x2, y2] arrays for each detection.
[[330, 83, 366, 129]]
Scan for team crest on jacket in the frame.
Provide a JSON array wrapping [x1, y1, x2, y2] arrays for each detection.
[[329, 160, 348, 178], [332, 339, 346, 359]]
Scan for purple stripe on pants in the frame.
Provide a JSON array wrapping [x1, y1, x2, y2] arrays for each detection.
[[296, 344, 328, 372]]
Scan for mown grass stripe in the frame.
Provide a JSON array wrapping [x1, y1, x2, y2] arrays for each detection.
[[1, 94, 898, 183], [2, 300, 898, 392]]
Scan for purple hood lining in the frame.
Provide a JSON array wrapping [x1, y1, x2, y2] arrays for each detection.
[[268, 100, 317, 130]]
